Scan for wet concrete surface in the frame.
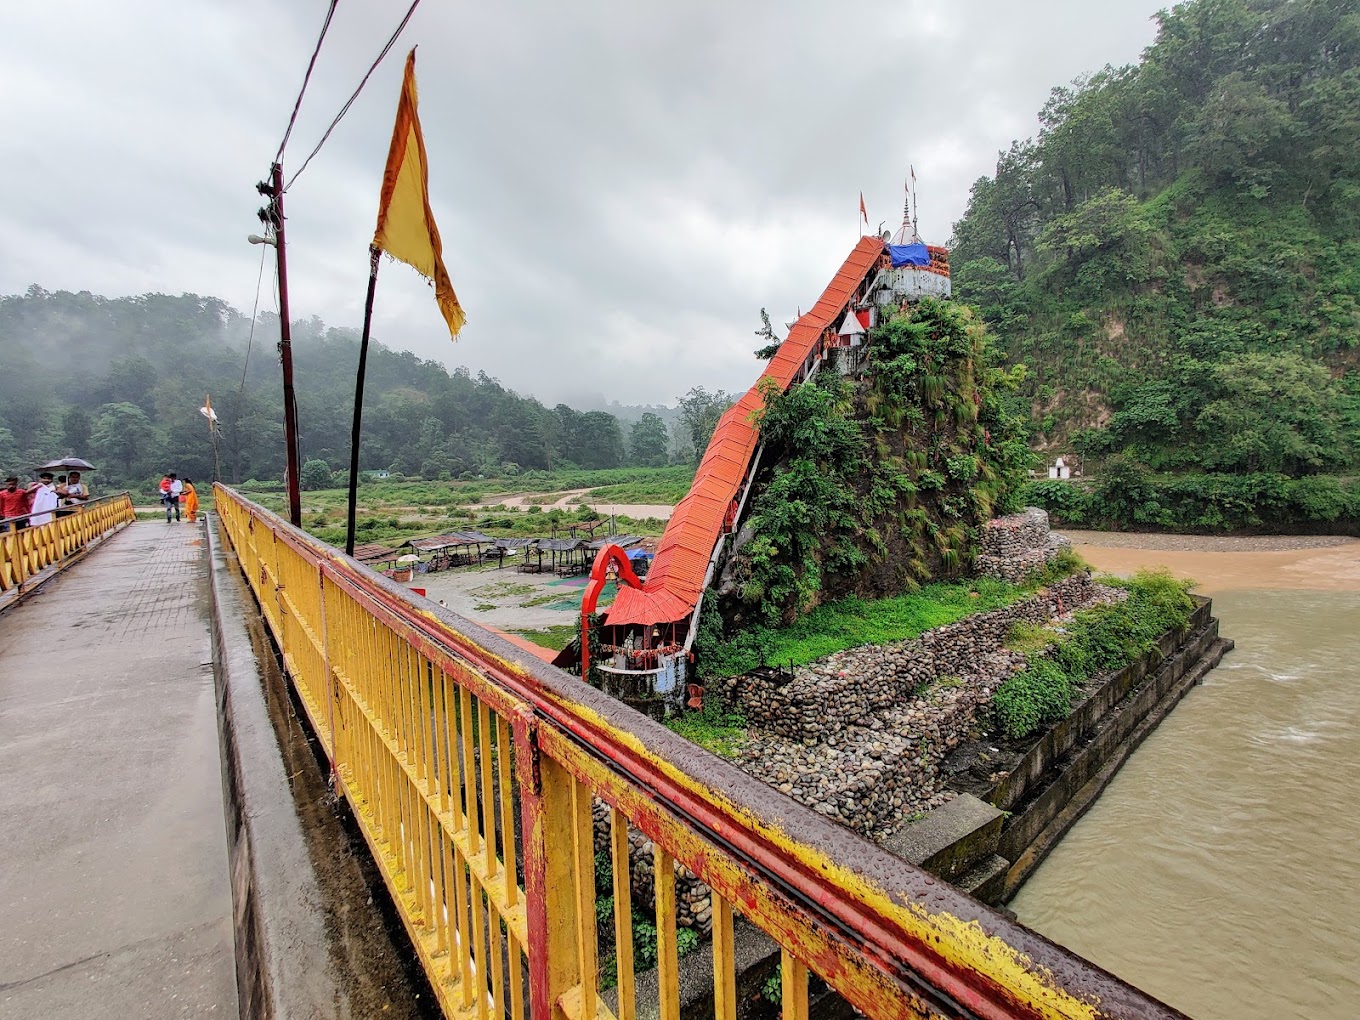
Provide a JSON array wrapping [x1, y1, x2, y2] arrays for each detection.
[[0, 521, 237, 1018]]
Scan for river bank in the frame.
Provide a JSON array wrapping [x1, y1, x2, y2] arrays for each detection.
[[1058, 529, 1360, 592], [1013, 530, 1360, 1020]]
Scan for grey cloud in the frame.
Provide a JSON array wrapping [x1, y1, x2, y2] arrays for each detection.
[[1, 0, 1164, 406]]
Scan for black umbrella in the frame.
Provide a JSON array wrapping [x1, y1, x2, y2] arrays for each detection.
[[36, 457, 96, 472]]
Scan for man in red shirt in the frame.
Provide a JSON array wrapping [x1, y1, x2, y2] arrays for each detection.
[[0, 476, 33, 531]]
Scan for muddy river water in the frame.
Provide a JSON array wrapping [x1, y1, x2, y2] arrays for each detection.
[[1011, 533, 1360, 1019]]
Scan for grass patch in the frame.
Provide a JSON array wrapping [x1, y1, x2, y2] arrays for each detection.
[[508, 625, 578, 652], [663, 701, 748, 759], [469, 581, 536, 600], [472, 603, 496, 613], [698, 578, 1025, 679], [695, 548, 1089, 680], [1004, 620, 1054, 655], [521, 594, 562, 608]]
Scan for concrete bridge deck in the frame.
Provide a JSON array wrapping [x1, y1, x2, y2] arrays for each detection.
[[0, 521, 236, 1018]]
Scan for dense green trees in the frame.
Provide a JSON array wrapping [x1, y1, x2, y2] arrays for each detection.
[[628, 413, 670, 467], [950, 0, 1360, 480], [677, 386, 733, 463], [0, 287, 687, 490]]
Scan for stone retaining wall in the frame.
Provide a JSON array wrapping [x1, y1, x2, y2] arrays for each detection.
[[725, 572, 1103, 742], [592, 801, 714, 935]]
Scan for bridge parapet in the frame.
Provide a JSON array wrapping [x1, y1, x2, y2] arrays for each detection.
[[214, 483, 1184, 1020], [0, 492, 136, 609]]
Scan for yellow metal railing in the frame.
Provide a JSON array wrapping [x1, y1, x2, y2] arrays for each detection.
[[0, 493, 136, 603], [213, 484, 1183, 1020]]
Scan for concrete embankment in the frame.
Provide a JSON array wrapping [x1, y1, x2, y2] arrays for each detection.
[[206, 518, 434, 1019], [887, 596, 1232, 905]]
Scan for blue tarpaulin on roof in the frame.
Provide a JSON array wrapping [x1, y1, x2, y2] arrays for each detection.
[[627, 548, 651, 560], [888, 243, 930, 267]]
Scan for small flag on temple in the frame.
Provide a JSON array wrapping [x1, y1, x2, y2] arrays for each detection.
[[859, 192, 867, 224], [373, 48, 465, 338]]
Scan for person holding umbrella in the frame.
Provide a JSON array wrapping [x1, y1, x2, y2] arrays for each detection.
[[62, 470, 89, 508]]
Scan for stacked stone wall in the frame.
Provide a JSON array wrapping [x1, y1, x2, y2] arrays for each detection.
[[597, 559, 1118, 931], [975, 507, 1072, 583], [726, 572, 1097, 741]]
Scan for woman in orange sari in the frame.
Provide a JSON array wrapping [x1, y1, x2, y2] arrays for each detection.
[[182, 479, 199, 522]]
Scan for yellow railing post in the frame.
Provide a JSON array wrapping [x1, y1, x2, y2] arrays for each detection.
[[521, 750, 584, 1020]]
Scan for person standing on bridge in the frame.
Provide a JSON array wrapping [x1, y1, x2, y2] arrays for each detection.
[[0, 476, 32, 532], [181, 479, 199, 523], [164, 473, 183, 523], [29, 472, 60, 527]]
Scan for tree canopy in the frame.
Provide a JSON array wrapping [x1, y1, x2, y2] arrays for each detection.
[[950, 0, 1360, 477], [0, 288, 685, 490]]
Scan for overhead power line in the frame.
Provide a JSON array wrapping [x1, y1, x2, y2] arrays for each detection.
[[275, 0, 340, 162], [285, 0, 422, 191]]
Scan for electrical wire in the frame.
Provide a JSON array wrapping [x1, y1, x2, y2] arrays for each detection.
[[275, 0, 340, 162], [285, 0, 422, 191], [239, 233, 270, 395]]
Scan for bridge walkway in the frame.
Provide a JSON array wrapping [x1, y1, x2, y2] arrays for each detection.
[[0, 521, 237, 1019]]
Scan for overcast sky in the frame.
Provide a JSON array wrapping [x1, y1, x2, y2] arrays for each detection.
[[1, 1, 1167, 408]]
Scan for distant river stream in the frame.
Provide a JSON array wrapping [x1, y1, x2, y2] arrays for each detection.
[[1011, 533, 1360, 1019]]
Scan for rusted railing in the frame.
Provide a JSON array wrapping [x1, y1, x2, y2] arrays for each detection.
[[213, 483, 1184, 1020], [0, 492, 136, 606]]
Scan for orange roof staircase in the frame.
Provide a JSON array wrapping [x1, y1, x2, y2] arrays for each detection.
[[607, 235, 887, 630]]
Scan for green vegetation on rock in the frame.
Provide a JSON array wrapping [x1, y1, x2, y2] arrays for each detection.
[[722, 298, 1032, 628]]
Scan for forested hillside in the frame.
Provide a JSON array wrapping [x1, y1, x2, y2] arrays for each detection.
[[952, 0, 1360, 478], [0, 287, 731, 489]]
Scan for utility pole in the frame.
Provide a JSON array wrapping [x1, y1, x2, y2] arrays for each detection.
[[258, 163, 303, 527]]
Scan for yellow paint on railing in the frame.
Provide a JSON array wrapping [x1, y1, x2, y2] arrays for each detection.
[[0, 494, 136, 602], [212, 484, 1182, 1020]]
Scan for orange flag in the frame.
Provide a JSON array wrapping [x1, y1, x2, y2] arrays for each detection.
[[373, 49, 465, 337]]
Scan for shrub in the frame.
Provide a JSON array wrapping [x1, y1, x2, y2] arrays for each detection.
[[992, 569, 1194, 738]]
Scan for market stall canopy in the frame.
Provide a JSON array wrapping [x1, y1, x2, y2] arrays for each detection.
[[351, 543, 399, 564], [404, 530, 495, 553], [587, 534, 644, 551]]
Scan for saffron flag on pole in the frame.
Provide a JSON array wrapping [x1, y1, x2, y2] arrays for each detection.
[[373, 48, 465, 337], [859, 191, 867, 225]]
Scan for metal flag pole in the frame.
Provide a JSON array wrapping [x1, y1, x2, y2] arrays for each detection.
[[911, 166, 919, 241], [345, 246, 382, 556], [204, 394, 223, 483]]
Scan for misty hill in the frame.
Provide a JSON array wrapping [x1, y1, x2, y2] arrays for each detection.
[[0, 287, 718, 488], [950, 0, 1360, 477]]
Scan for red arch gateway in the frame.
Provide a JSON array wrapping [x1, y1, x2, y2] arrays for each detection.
[[579, 544, 644, 678]]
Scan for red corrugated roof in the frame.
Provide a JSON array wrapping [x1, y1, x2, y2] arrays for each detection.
[[608, 236, 885, 628]]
